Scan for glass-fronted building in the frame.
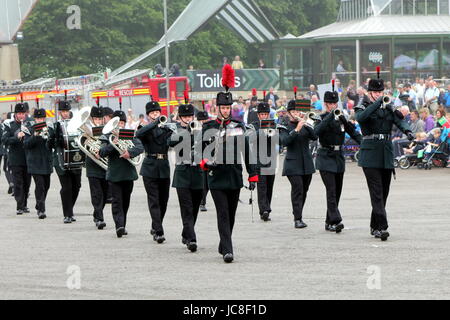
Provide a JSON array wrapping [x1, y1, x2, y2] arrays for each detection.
[[276, 0, 450, 89]]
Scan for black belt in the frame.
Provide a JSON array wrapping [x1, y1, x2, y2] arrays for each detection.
[[321, 145, 342, 151], [363, 134, 391, 140], [148, 153, 168, 160]]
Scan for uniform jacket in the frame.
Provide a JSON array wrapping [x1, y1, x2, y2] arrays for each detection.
[[136, 121, 173, 179], [355, 98, 411, 169], [202, 119, 257, 190], [169, 123, 203, 189], [314, 112, 362, 173], [1, 119, 27, 167], [99, 134, 144, 183], [279, 122, 317, 176], [23, 124, 53, 175]]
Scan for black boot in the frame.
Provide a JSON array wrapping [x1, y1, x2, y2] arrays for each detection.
[[294, 220, 307, 229]]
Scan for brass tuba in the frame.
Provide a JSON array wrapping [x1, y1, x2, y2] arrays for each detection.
[[68, 107, 108, 171], [102, 117, 144, 167]]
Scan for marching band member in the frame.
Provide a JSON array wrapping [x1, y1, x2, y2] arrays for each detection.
[[314, 83, 362, 233], [1, 113, 15, 195], [248, 102, 278, 222], [47, 101, 83, 224], [169, 103, 204, 252], [99, 110, 144, 238], [2, 103, 32, 215], [200, 64, 258, 263], [279, 99, 318, 229], [23, 108, 53, 219], [355, 67, 413, 241], [86, 106, 108, 230], [136, 101, 174, 244], [196, 110, 210, 212]]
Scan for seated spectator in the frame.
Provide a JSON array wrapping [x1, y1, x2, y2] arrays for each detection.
[[403, 132, 428, 155], [393, 110, 423, 158], [419, 108, 435, 133]]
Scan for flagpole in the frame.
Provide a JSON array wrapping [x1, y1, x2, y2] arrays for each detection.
[[164, 0, 170, 113]]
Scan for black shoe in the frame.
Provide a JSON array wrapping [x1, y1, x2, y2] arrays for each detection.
[[16, 209, 24, 215], [294, 220, 307, 229], [123, 229, 128, 236], [38, 212, 47, 220], [261, 211, 271, 222], [200, 205, 207, 212], [223, 253, 234, 263], [335, 223, 344, 234], [70, 216, 76, 222], [116, 227, 125, 238], [374, 230, 390, 241], [96, 221, 106, 230], [63, 217, 72, 224], [7, 186, 13, 194], [187, 242, 198, 253], [154, 235, 165, 244]]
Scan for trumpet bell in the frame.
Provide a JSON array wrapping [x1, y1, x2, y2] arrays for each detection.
[[103, 117, 120, 135]]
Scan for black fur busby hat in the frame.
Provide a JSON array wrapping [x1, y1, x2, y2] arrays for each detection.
[[368, 66, 385, 92], [33, 108, 46, 118], [146, 101, 161, 114], [14, 103, 27, 113], [102, 107, 114, 117], [287, 100, 296, 111], [257, 102, 271, 114], [58, 101, 72, 111], [196, 111, 209, 121], [113, 110, 127, 122], [324, 80, 339, 103], [90, 106, 103, 118], [178, 104, 195, 117], [217, 64, 235, 106]]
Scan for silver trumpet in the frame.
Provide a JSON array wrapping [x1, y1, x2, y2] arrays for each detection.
[[189, 120, 202, 133], [307, 112, 319, 126], [382, 96, 391, 109], [69, 107, 108, 171], [102, 117, 144, 167], [333, 108, 342, 121], [21, 121, 31, 136], [158, 115, 177, 132]]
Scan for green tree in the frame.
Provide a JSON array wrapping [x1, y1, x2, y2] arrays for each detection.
[[19, 0, 339, 81]]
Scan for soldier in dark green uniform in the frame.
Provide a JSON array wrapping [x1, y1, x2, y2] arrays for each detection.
[[169, 104, 204, 253], [314, 87, 362, 233], [99, 110, 144, 238], [47, 101, 83, 224], [1, 113, 15, 195], [248, 102, 278, 222], [23, 108, 53, 219], [200, 88, 258, 263], [136, 102, 174, 244], [86, 106, 108, 230], [355, 68, 413, 241], [2, 103, 32, 215], [197, 110, 210, 212], [102, 107, 114, 204], [279, 100, 318, 229]]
